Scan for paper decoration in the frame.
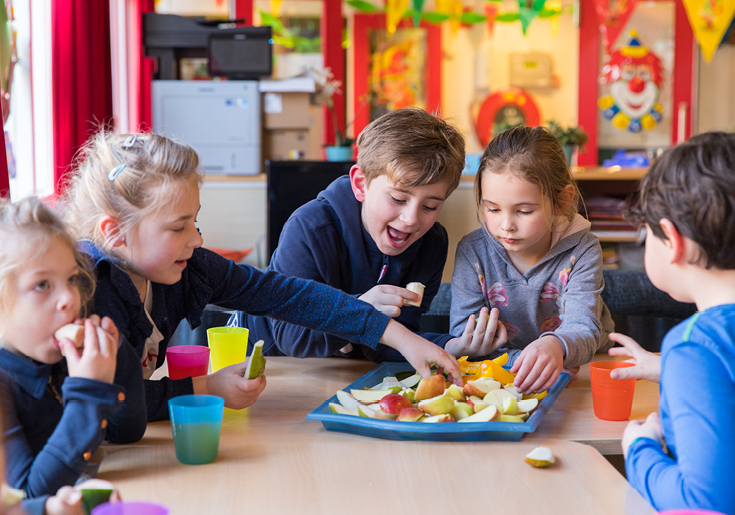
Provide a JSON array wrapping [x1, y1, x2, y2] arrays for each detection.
[[598, 30, 664, 133], [546, 0, 561, 36], [484, 3, 499, 35], [412, 0, 426, 26], [682, 0, 735, 62], [270, 0, 283, 16], [386, 0, 409, 33], [450, 0, 464, 37], [594, 0, 640, 52]]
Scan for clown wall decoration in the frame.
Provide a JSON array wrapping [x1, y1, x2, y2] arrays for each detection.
[[598, 31, 665, 133]]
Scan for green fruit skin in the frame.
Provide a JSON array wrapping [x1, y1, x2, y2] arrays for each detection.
[[246, 343, 266, 379]]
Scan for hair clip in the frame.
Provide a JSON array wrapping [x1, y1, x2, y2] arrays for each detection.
[[108, 164, 126, 181], [123, 135, 138, 148]]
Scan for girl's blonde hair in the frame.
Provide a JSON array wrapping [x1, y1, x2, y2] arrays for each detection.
[[63, 132, 204, 251], [475, 125, 580, 223], [0, 197, 95, 323]]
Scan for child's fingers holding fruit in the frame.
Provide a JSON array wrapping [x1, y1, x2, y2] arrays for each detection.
[[63, 319, 117, 383], [44, 486, 83, 515], [194, 362, 267, 410]]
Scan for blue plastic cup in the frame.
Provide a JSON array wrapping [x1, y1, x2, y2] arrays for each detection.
[[91, 501, 169, 515], [168, 395, 225, 465]]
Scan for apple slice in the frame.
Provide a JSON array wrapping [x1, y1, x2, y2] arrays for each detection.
[[450, 402, 474, 421], [517, 398, 539, 413], [524, 447, 555, 468], [499, 414, 526, 423], [445, 384, 466, 402], [502, 397, 519, 415], [329, 403, 358, 416], [399, 373, 422, 389], [422, 414, 454, 423], [483, 389, 517, 410], [463, 378, 501, 397], [245, 340, 266, 379], [336, 390, 360, 410], [371, 376, 403, 390], [404, 282, 425, 307], [457, 405, 499, 423], [54, 323, 85, 349], [418, 395, 455, 416], [397, 407, 425, 422], [503, 385, 523, 400], [414, 374, 446, 401], [351, 388, 399, 404]]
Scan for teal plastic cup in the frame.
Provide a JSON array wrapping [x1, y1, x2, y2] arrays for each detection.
[[91, 502, 169, 515], [168, 394, 224, 465]]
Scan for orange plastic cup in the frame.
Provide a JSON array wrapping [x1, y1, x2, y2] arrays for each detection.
[[589, 361, 636, 421]]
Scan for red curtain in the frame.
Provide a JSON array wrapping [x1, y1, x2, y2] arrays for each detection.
[[51, 0, 113, 194]]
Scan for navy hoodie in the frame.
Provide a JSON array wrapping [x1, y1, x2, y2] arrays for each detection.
[[244, 175, 453, 361]]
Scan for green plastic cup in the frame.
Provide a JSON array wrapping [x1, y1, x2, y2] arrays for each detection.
[[81, 489, 114, 515], [207, 327, 249, 373], [168, 394, 224, 465]]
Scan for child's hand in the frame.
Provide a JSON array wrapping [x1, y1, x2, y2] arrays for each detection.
[[62, 317, 117, 384], [380, 320, 462, 384], [510, 335, 564, 393], [44, 486, 83, 515], [193, 361, 267, 410], [445, 307, 507, 358], [608, 333, 661, 383], [75, 478, 121, 503], [622, 412, 664, 458], [358, 285, 420, 317]]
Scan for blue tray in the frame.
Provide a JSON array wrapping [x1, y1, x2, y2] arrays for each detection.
[[306, 362, 570, 441]]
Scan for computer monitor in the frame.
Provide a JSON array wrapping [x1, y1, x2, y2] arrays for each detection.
[[266, 160, 354, 259]]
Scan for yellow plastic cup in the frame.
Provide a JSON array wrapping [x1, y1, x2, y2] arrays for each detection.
[[207, 327, 249, 373]]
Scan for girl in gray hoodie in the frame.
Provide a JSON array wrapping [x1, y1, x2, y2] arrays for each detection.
[[450, 126, 613, 394]]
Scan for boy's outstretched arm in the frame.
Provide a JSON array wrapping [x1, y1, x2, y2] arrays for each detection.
[[380, 320, 462, 383], [608, 333, 661, 383]]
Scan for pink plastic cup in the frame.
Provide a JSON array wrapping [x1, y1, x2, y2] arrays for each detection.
[[166, 346, 210, 380], [589, 361, 636, 421], [91, 502, 169, 515]]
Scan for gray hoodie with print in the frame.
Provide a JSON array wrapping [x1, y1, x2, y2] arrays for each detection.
[[450, 214, 614, 368]]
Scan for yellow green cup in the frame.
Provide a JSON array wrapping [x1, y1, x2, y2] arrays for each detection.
[[207, 327, 249, 373]]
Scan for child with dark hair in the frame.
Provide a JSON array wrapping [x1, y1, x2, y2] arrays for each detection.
[[617, 131, 735, 514], [450, 126, 614, 393]]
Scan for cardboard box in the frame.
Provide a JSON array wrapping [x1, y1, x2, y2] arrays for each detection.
[[262, 92, 312, 129], [264, 129, 310, 162]]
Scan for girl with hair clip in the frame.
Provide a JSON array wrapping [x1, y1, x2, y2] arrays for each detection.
[[63, 132, 461, 422], [0, 197, 145, 510], [450, 126, 614, 394]]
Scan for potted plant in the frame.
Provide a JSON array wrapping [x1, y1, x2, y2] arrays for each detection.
[[311, 67, 356, 161], [547, 120, 589, 166]]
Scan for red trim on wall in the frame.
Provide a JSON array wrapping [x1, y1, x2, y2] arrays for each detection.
[[673, 0, 695, 143], [323, 0, 345, 147], [0, 108, 8, 198], [51, 0, 113, 195], [234, 0, 254, 23], [352, 15, 441, 137], [136, 0, 155, 132], [577, 0, 600, 166]]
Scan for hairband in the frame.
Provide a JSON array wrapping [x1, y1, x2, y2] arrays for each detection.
[[108, 164, 126, 181]]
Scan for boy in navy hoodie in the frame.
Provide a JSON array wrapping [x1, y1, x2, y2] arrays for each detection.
[[233, 108, 504, 361]]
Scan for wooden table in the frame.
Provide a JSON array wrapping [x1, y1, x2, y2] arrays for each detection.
[[98, 357, 657, 514]]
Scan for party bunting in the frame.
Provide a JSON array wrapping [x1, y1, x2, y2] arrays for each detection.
[[412, 0, 426, 26], [682, 0, 735, 62], [386, 0, 410, 33], [594, 0, 640, 52]]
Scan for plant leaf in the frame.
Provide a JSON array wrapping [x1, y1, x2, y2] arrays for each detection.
[[347, 0, 379, 12]]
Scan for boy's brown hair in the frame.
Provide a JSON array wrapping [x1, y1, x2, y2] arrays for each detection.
[[625, 131, 735, 270], [355, 108, 465, 195], [475, 125, 581, 222]]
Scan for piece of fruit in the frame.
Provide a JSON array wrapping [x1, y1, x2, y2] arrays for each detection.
[[329, 403, 358, 416], [483, 389, 516, 410], [399, 373, 422, 388], [422, 414, 455, 423], [492, 353, 509, 367], [414, 374, 446, 401], [502, 396, 519, 415], [399, 388, 415, 403], [499, 414, 526, 423], [397, 408, 426, 422], [457, 405, 499, 423], [336, 390, 360, 410], [463, 378, 501, 397], [245, 340, 266, 379], [404, 282, 425, 307], [351, 388, 400, 404], [357, 404, 396, 420], [450, 402, 474, 421], [378, 393, 413, 415], [517, 398, 539, 413], [417, 395, 455, 416], [522, 390, 548, 401], [445, 383, 466, 401], [0, 483, 26, 507], [524, 447, 555, 468], [54, 323, 85, 349]]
